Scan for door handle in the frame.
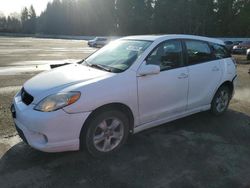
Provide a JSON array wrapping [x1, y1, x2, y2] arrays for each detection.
[[212, 66, 220, 72], [178, 73, 188, 79]]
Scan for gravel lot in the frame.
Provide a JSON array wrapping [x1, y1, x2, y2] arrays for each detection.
[[0, 36, 250, 188]]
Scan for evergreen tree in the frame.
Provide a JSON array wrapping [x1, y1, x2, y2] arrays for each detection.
[[29, 5, 37, 33], [0, 16, 7, 32], [116, 0, 153, 35], [21, 7, 29, 33]]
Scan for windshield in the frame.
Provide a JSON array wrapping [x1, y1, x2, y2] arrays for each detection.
[[83, 40, 152, 73]]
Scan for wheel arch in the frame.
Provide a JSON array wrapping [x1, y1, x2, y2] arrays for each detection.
[[220, 81, 234, 98], [210, 80, 234, 115], [214, 80, 234, 100], [80, 103, 135, 142]]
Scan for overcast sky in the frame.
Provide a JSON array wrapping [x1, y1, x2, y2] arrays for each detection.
[[0, 0, 52, 16]]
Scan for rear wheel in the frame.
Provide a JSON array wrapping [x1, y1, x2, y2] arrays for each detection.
[[211, 86, 231, 115], [81, 110, 129, 157]]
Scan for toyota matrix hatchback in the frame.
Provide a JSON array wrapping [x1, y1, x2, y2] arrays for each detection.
[[11, 35, 237, 156]]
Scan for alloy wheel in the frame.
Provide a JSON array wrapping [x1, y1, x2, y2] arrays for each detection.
[[215, 90, 229, 113], [93, 118, 124, 152]]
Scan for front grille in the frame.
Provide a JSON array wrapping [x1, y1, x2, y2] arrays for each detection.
[[21, 88, 34, 105], [15, 124, 28, 144]]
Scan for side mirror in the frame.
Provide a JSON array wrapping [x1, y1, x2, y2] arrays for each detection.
[[138, 62, 160, 76]]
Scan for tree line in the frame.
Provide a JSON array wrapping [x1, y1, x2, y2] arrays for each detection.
[[0, 6, 36, 34], [0, 0, 250, 37]]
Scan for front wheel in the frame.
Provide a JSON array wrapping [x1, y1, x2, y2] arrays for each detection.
[[211, 86, 231, 115], [81, 110, 129, 157]]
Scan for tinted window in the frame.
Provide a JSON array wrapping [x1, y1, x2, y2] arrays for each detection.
[[146, 40, 183, 71], [225, 41, 233, 45], [185, 40, 213, 65], [212, 44, 231, 59]]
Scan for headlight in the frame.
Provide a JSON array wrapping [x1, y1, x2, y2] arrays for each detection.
[[34, 92, 81, 112], [233, 46, 238, 49], [247, 49, 250, 54]]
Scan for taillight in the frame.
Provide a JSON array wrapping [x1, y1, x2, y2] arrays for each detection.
[[231, 57, 237, 68]]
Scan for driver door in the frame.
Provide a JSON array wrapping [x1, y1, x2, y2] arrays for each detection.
[[137, 40, 189, 124]]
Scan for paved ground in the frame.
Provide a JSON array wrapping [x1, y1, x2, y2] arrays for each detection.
[[0, 37, 250, 188]]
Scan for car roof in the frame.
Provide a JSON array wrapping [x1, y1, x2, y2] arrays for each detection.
[[122, 34, 224, 45]]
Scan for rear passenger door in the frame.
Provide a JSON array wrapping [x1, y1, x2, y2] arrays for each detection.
[[184, 40, 222, 110]]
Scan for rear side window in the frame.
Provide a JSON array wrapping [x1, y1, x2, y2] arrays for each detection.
[[211, 44, 231, 59], [185, 40, 213, 65]]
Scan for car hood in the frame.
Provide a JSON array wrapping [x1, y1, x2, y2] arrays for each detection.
[[24, 63, 113, 96]]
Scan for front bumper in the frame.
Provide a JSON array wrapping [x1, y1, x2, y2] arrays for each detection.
[[12, 94, 91, 152]]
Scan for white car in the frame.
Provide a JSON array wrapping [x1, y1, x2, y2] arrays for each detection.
[[88, 37, 109, 48], [12, 35, 237, 156], [247, 49, 250, 60]]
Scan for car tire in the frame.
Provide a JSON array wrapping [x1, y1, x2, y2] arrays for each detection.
[[81, 110, 129, 157], [211, 86, 231, 116]]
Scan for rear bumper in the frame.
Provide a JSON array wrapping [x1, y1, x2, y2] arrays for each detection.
[[232, 75, 237, 98], [12, 95, 91, 152]]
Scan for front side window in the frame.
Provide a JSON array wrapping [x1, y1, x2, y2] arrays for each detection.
[[212, 43, 231, 59], [84, 40, 152, 73], [185, 40, 213, 65], [146, 40, 183, 71]]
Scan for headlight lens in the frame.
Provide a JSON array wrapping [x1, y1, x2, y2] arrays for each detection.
[[233, 45, 238, 49], [34, 92, 81, 112]]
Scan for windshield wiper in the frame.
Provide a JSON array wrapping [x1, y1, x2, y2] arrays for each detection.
[[77, 59, 85, 64], [85, 62, 112, 72], [82, 60, 113, 72]]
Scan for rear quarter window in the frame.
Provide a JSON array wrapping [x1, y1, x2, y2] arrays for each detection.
[[211, 43, 231, 59]]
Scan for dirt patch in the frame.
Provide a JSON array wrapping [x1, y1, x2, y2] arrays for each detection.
[[0, 110, 250, 188], [233, 54, 250, 64], [0, 75, 34, 87], [0, 91, 18, 137], [0, 135, 21, 158]]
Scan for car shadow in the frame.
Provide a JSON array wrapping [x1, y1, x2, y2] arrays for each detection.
[[1, 110, 250, 188]]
